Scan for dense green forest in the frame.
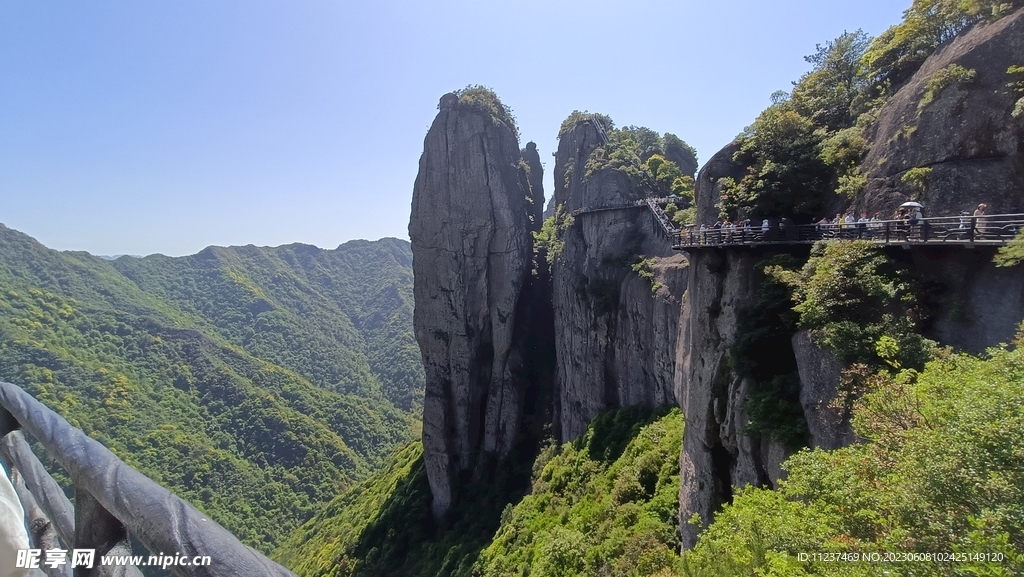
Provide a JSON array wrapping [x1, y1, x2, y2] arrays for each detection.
[[0, 223, 423, 550], [276, 406, 685, 577]]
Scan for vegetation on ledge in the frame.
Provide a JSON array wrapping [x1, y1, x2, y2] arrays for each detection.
[[685, 335, 1024, 575], [276, 406, 683, 577]]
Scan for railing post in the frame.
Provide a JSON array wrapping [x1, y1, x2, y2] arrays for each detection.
[[0, 431, 76, 547], [885, 221, 890, 243], [923, 220, 929, 242], [8, 467, 70, 577], [73, 489, 138, 577]]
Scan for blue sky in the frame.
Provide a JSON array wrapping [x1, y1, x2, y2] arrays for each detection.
[[1, 0, 907, 257]]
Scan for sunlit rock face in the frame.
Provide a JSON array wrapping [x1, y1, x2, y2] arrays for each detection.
[[409, 93, 534, 518], [550, 117, 684, 442], [858, 6, 1024, 216]]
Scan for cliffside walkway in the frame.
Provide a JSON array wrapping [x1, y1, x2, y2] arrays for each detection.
[[570, 200, 1023, 250], [569, 198, 679, 236], [669, 213, 1024, 249], [0, 381, 297, 577]]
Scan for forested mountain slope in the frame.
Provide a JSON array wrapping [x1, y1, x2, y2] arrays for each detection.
[[111, 237, 422, 411], [0, 223, 423, 551], [276, 407, 685, 577]]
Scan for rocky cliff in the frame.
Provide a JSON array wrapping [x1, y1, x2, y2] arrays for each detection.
[[854, 8, 1024, 351], [677, 8, 1024, 546], [675, 249, 790, 548], [693, 140, 744, 226], [859, 7, 1024, 215], [550, 117, 686, 441], [409, 92, 538, 518]]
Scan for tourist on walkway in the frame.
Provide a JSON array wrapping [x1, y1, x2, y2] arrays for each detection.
[[869, 213, 882, 238], [974, 203, 987, 238]]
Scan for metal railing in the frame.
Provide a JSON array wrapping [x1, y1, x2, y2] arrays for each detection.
[[669, 214, 1024, 249], [569, 200, 646, 217], [645, 198, 678, 237], [0, 381, 297, 577]]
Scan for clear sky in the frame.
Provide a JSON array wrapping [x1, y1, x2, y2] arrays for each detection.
[[1, 0, 908, 257]]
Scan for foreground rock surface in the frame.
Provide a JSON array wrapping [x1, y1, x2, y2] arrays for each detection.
[[859, 7, 1024, 216]]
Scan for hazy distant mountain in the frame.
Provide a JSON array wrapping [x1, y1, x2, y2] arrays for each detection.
[[0, 223, 423, 551]]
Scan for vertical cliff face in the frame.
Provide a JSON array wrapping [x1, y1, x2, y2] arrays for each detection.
[[675, 160, 800, 547], [693, 140, 744, 226], [521, 141, 545, 231], [675, 249, 789, 548], [550, 117, 686, 441], [409, 93, 536, 518]]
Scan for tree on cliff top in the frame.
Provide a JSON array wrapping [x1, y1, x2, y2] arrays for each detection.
[[558, 110, 614, 138], [448, 85, 519, 138], [573, 117, 698, 201], [790, 30, 872, 131], [862, 0, 1024, 90]]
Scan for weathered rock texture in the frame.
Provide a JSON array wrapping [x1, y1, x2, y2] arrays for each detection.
[[859, 7, 1024, 216], [791, 330, 854, 450], [521, 141, 545, 231], [694, 140, 745, 226], [905, 246, 1024, 352], [675, 249, 789, 548], [409, 93, 536, 518], [551, 116, 686, 441]]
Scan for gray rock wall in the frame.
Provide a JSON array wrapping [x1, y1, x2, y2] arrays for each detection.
[[676, 249, 787, 548], [409, 94, 534, 518], [791, 330, 854, 450], [859, 7, 1024, 216], [551, 119, 684, 441], [694, 140, 745, 227]]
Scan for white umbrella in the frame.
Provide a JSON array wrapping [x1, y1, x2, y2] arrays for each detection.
[[900, 201, 924, 209]]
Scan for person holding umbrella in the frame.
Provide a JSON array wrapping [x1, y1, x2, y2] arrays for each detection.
[[901, 201, 924, 239]]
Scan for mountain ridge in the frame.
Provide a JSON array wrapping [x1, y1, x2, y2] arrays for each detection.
[[0, 222, 424, 551]]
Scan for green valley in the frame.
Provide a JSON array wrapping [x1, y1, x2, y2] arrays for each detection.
[[0, 223, 423, 550]]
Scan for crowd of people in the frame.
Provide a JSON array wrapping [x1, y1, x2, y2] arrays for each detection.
[[680, 203, 999, 245]]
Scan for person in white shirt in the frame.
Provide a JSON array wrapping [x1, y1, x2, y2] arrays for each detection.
[[0, 463, 30, 577]]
